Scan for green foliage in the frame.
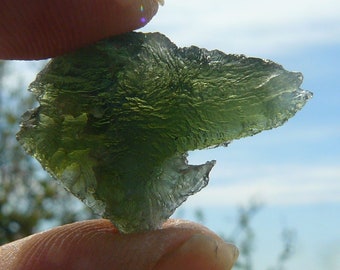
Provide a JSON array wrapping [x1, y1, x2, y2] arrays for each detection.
[[267, 228, 296, 270], [0, 61, 95, 245], [227, 202, 260, 270]]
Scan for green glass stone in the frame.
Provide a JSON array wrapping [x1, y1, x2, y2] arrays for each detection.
[[17, 32, 312, 233]]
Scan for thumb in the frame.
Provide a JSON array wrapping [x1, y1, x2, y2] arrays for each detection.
[[0, 0, 160, 60], [0, 219, 239, 270]]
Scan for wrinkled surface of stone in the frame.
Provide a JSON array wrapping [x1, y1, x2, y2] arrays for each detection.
[[17, 32, 312, 233]]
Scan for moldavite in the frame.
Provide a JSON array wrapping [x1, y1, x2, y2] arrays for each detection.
[[17, 32, 312, 233]]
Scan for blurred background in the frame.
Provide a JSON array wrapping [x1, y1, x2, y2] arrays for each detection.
[[1, 0, 339, 269]]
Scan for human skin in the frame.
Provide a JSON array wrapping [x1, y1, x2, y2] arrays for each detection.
[[0, 219, 239, 270], [0, 1, 238, 269], [0, 0, 159, 59]]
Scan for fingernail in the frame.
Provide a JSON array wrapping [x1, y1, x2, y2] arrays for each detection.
[[154, 234, 239, 270], [157, 0, 165, 6]]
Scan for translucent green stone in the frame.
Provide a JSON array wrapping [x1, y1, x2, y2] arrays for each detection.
[[17, 32, 312, 233]]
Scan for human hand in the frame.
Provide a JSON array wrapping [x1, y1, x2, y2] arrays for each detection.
[[0, 0, 160, 59], [0, 219, 238, 270]]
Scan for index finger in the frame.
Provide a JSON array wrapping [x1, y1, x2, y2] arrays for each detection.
[[0, 0, 160, 60]]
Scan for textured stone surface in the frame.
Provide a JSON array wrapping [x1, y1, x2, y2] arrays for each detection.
[[17, 32, 312, 233]]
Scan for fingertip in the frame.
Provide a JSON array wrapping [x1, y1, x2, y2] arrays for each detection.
[[154, 231, 239, 270], [0, 219, 118, 270], [0, 219, 238, 270], [0, 0, 160, 60]]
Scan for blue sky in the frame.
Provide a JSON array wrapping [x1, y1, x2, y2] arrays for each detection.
[[141, 0, 340, 269], [4, 0, 339, 269]]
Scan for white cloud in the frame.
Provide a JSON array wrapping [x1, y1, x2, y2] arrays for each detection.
[[2, 61, 45, 92], [144, 0, 340, 55], [184, 164, 340, 207]]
